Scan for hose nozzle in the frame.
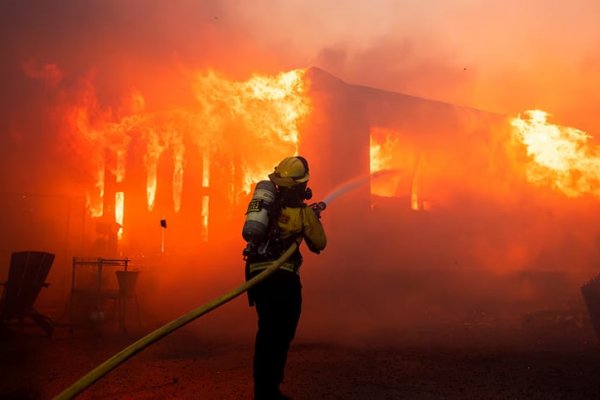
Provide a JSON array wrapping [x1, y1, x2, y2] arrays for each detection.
[[309, 201, 327, 218]]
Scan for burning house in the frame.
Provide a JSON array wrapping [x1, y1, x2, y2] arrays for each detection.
[[4, 3, 600, 398], [24, 67, 513, 256], [1, 66, 599, 323]]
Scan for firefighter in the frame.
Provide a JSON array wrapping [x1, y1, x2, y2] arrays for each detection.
[[245, 156, 327, 400]]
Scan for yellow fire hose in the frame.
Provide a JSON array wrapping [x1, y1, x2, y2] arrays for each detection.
[[53, 243, 298, 400]]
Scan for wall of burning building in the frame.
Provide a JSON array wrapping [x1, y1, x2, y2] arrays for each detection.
[[301, 67, 503, 245], [1, 64, 599, 339], [297, 68, 600, 340], [55, 69, 312, 258], [0, 68, 312, 311], [303, 67, 599, 272], [302, 67, 520, 259]]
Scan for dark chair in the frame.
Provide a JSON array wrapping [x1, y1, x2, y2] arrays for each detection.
[[0, 251, 55, 336], [582, 273, 600, 344]]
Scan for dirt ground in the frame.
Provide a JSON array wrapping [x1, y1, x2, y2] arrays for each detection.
[[1, 312, 600, 400]]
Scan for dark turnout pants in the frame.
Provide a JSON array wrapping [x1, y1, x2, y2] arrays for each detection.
[[251, 270, 302, 399]]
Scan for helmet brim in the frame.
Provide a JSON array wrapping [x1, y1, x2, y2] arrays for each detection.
[[269, 172, 309, 187]]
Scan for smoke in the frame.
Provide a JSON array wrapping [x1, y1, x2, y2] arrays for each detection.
[[314, 36, 473, 105], [241, 0, 600, 132], [3, 0, 600, 189], [321, 170, 399, 205], [1, 0, 599, 348]]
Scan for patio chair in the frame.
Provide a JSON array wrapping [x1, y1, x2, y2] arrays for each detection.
[[0, 251, 55, 336]]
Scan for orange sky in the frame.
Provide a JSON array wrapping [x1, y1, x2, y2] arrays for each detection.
[[3, 1, 600, 115], [243, 0, 600, 132]]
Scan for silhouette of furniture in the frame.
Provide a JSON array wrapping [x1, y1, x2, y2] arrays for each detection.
[[70, 257, 139, 332], [115, 270, 141, 332], [0, 251, 55, 336], [582, 273, 600, 343]]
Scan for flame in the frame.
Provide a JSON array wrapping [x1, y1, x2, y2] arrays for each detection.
[[64, 68, 310, 250], [66, 81, 136, 215], [115, 149, 126, 183], [171, 132, 185, 213], [202, 152, 210, 188], [511, 110, 600, 197], [192, 68, 310, 195], [410, 156, 423, 211], [83, 167, 105, 218], [115, 192, 124, 240], [370, 136, 393, 173], [144, 128, 163, 212], [67, 82, 106, 218], [200, 195, 209, 242], [369, 130, 401, 198]]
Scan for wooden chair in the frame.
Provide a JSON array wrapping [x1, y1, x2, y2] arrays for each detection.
[[582, 273, 600, 344], [0, 251, 55, 336]]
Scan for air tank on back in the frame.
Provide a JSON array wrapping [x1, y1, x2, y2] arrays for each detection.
[[242, 180, 277, 244]]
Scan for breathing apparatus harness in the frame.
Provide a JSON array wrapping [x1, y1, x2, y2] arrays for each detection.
[[241, 182, 306, 307], [242, 182, 311, 263], [242, 193, 284, 262], [241, 155, 324, 280]]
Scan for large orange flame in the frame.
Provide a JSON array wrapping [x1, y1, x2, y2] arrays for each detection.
[[115, 192, 124, 240], [511, 110, 600, 197], [369, 129, 400, 198], [65, 68, 310, 243], [370, 135, 394, 174], [369, 128, 427, 210], [66, 80, 133, 218], [192, 68, 310, 195]]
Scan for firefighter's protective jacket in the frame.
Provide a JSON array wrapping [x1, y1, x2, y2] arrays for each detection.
[[248, 205, 326, 275]]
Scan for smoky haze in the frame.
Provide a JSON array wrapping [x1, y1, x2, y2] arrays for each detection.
[[0, 1, 599, 346]]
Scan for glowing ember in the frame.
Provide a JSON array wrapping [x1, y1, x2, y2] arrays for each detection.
[[511, 110, 600, 197]]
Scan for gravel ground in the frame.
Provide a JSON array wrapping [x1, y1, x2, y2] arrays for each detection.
[[1, 316, 599, 400]]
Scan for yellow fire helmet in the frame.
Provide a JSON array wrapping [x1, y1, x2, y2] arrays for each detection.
[[269, 156, 310, 187]]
